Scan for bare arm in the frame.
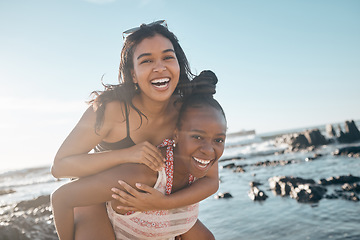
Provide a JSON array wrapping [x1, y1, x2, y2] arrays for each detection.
[[51, 103, 164, 178], [51, 163, 157, 240], [112, 162, 219, 211]]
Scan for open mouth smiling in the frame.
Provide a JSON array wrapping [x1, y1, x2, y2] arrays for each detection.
[[193, 157, 212, 169], [151, 78, 170, 89]]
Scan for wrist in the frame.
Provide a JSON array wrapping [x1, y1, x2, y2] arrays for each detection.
[[159, 195, 173, 210]]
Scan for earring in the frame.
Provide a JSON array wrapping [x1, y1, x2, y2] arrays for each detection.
[[134, 83, 139, 91], [173, 142, 176, 147]]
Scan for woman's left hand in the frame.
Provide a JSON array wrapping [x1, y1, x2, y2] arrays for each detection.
[[111, 180, 167, 211]]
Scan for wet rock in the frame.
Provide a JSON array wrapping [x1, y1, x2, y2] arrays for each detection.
[[318, 174, 360, 185], [252, 159, 293, 167], [275, 129, 329, 152], [342, 183, 360, 193], [338, 120, 360, 143], [287, 133, 309, 150], [222, 163, 235, 169], [290, 184, 327, 203], [304, 129, 328, 147], [324, 193, 339, 199], [248, 186, 268, 201], [249, 181, 262, 187], [233, 166, 246, 173], [219, 156, 245, 162], [214, 192, 233, 199], [341, 192, 359, 202], [305, 153, 323, 162], [269, 176, 316, 196], [0, 195, 57, 240], [269, 176, 326, 203], [326, 124, 336, 138], [0, 189, 16, 196], [332, 145, 360, 157]]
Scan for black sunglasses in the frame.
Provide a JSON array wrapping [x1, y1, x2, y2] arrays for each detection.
[[122, 20, 168, 40]]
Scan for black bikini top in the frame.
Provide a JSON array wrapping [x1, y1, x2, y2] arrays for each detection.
[[94, 103, 135, 152]]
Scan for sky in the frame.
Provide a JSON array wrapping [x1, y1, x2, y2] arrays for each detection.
[[1, 0, 359, 171]]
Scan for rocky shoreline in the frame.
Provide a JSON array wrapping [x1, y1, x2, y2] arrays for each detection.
[[0, 195, 57, 240], [218, 120, 360, 203]]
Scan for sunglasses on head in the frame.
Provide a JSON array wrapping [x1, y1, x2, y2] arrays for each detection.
[[122, 20, 168, 40]]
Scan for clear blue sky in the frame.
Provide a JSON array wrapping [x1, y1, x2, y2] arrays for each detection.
[[1, 0, 359, 171]]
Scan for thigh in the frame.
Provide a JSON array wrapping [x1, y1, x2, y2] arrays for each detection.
[[74, 203, 115, 240], [179, 219, 215, 240]]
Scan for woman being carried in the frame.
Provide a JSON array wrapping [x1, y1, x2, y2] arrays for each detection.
[[51, 21, 219, 239], [52, 70, 227, 239]]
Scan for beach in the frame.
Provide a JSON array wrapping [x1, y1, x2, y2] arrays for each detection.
[[1, 120, 359, 240]]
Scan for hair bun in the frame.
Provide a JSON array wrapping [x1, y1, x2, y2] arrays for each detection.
[[191, 70, 218, 96]]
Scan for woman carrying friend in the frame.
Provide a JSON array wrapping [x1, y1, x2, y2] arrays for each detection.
[[52, 70, 227, 239], [51, 21, 219, 239]]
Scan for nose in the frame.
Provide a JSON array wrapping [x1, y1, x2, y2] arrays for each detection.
[[153, 61, 167, 72], [200, 141, 215, 157]]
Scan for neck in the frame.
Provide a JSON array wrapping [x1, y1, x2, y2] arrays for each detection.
[[172, 151, 189, 190], [133, 94, 174, 118]]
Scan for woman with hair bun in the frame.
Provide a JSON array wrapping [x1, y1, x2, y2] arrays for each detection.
[[52, 70, 226, 240]]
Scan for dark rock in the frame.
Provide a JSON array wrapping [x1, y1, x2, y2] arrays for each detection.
[[222, 163, 235, 169], [0, 195, 57, 240], [269, 176, 326, 203], [289, 133, 309, 150], [342, 183, 360, 193], [326, 124, 336, 138], [318, 174, 360, 185], [249, 181, 262, 187], [233, 166, 246, 173], [290, 184, 327, 203], [252, 159, 293, 167], [248, 187, 268, 201], [332, 145, 360, 157], [214, 192, 233, 199], [269, 176, 316, 196], [337, 120, 360, 143], [304, 129, 328, 146], [0, 189, 16, 196], [275, 129, 328, 151], [305, 153, 323, 161], [325, 193, 339, 199], [219, 156, 245, 162], [341, 192, 360, 202]]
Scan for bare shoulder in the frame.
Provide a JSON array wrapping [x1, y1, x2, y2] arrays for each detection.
[[103, 100, 127, 123]]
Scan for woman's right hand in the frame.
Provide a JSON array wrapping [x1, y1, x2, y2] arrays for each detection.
[[126, 141, 165, 171], [111, 180, 167, 211]]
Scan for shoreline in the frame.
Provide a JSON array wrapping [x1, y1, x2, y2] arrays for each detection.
[[0, 195, 57, 240]]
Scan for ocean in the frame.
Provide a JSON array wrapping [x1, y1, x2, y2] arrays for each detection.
[[1, 120, 359, 240]]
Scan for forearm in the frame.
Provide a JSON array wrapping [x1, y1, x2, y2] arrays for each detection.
[[161, 163, 219, 209], [163, 176, 219, 209], [52, 149, 130, 178]]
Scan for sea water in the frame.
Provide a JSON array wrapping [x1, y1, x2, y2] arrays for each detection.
[[199, 123, 360, 240], [1, 122, 359, 240]]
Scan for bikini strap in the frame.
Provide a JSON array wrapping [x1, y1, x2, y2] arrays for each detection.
[[124, 103, 130, 138]]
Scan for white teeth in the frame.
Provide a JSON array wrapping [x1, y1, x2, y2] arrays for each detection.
[[151, 78, 170, 84], [193, 157, 211, 165]]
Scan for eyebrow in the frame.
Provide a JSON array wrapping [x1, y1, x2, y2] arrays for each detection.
[[189, 129, 226, 136], [136, 49, 175, 60]]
